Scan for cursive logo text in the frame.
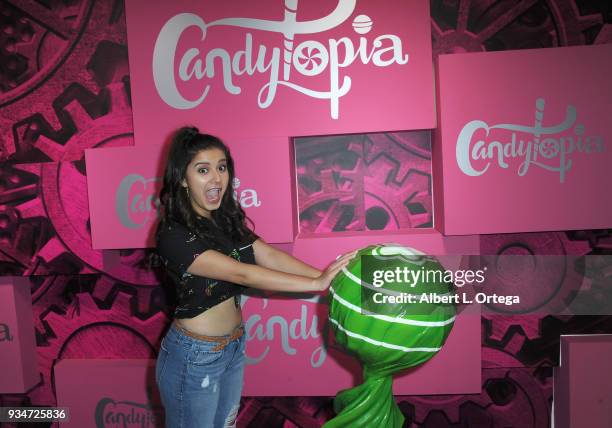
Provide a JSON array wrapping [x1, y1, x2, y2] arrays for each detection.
[[456, 98, 605, 183], [153, 0, 408, 118], [95, 398, 161, 428]]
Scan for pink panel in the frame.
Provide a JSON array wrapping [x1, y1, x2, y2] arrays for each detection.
[[434, 45, 612, 235], [55, 359, 162, 427], [554, 335, 612, 428], [0, 277, 39, 393], [124, 0, 435, 145], [242, 231, 481, 395], [85, 146, 166, 249], [85, 136, 294, 249]]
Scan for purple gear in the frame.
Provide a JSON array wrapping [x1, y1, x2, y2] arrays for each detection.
[[431, 0, 602, 56]]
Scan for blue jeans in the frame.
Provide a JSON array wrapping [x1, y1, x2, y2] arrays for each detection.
[[156, 322, 246, 428]]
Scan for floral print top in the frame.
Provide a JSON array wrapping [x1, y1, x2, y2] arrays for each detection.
[[157, 220, 256, 318]]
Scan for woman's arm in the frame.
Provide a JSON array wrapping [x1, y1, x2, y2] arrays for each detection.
[[186, 249, 354, 293], [252, 239, 321, 278]]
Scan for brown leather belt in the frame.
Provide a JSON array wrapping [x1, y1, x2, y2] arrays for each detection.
[[173, 320, 244, 352]]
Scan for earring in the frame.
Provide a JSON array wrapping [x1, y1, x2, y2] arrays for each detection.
[[185, 187, 190, 198]]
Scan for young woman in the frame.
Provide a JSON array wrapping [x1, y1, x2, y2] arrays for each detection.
[[155, 127, 355, 428]]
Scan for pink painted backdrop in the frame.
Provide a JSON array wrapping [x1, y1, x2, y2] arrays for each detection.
[[553, 335, 612, 428], [55, 359, 162, 428], [0, 277, 39, 393], [434, 44, 612, 235], [85, 136, 294, 249], [124, 0, 435, 145]]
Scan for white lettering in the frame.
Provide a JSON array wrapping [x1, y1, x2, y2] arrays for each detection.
[[456, 99, 605, 183], [243, 296, 325, 368], [152, 1, 409, 118]]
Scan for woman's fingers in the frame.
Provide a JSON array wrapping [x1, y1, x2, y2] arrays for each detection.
[[335, 250, 358, 261], [328, 256, 351, 272], [328, 251, 356, 274]]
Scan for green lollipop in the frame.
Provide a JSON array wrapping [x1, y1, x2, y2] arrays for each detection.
[[325, 244, 456, 427]]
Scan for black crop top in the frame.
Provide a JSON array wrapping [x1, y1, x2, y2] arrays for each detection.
[[156, 220, 257, 319]]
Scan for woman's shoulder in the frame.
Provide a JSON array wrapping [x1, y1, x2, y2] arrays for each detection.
[[157, 219, 196, 246]]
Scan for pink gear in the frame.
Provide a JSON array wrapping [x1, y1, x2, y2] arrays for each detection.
[[29, 291, 168, 406]]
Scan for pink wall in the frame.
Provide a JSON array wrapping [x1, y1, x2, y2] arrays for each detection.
[[0, 277, 39, 393], [124, 0, 435, 145], [86, 136, 295, 249], [55, 359, 162, 428], [434, 44, 612, 235], [554, 335, 612, 428]]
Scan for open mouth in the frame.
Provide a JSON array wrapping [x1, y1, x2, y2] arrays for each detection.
[[205, 187, 222, 203]]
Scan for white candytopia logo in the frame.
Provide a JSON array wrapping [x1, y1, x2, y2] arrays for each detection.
[[242, 295, 326, 368], [152, 0, 408, 119], [456, 99, 605, 183], [232, 177, 261, 208], [115, 175, 260, 229], [116, 174, 161, 229]]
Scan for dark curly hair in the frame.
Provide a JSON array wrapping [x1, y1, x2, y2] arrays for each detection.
[[156, 126, 257, 246]]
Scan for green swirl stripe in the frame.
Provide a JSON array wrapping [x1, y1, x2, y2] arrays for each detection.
[[328, 317, 442, 353]]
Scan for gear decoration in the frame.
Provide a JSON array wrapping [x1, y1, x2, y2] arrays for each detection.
[[29, 274, 100, 340], [0, 0, 128, 163], [397, 364, 553, 427], [4, 159, 159, 278], [364, 132, 432, 230], [567, 251, 612, 315], [479, 231, 589, 367], [481, 230, 612, 370], [296, 136, 365, 233], [566, 229, 612, 253], [237, 397, 333, 427], [1, 77, 162, 314], [431, 0, 603, 56], [479, 232, 589, 316], [28, 290, 168, 406], [0, 163, 52, 276], [295, 132, 432, 234], [486, 315, 612, 370]]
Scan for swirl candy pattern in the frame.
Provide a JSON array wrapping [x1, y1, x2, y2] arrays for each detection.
[[325, 244, 456, 427]]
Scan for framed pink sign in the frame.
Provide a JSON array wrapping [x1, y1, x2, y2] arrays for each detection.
[[433, 44, 612, 235], [85, 136, 294, 249], [124, 0, 435, 145]]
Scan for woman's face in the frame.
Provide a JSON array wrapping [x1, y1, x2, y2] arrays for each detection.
[[182, 147, 230, 218]]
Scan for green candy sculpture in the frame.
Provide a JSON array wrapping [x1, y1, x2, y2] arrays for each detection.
[[325, 244, 456, 428]]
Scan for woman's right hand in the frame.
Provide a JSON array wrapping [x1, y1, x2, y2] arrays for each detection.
[[313, 250, 358, 291]]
